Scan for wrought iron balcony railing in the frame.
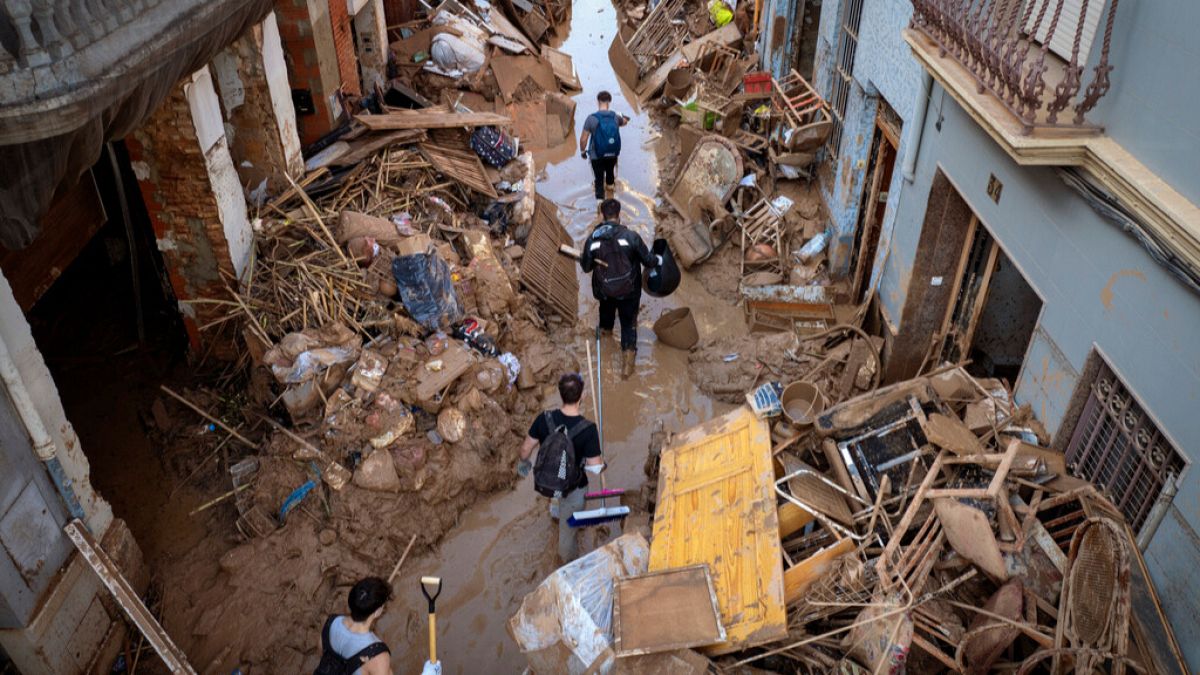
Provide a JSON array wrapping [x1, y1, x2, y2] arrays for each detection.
[[910, 0, 1119, 134]]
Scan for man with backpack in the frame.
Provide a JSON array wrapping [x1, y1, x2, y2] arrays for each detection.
[[581, 200, 660, 378], [579, 90, 630, 200], [516, 373, 604, 563], [314, 577, 440, 674]]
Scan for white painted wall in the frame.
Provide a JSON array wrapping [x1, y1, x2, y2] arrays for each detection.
[[352, 0, 388, 92], [259, 12, 304, 177], [0, 272, 112, 537], [184, 66, 253, 281]]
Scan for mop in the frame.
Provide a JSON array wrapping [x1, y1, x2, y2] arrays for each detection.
[[568, 329, 631, 527]]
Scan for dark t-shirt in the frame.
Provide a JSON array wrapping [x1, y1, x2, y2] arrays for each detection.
[[528, 409, 602, 490]]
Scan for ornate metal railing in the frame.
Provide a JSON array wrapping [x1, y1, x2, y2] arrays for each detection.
[[910, 0, 1119, 133]]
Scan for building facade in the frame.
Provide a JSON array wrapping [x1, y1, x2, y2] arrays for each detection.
[[793, 0, 1200, 667], [0, 0, 386, 671]]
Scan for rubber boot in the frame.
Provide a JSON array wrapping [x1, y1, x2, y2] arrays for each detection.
[[604, 184, 616, 200], [621, 350, 636, 379]]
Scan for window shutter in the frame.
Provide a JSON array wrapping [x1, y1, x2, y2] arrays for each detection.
[[1023, 0, 1108, 63]]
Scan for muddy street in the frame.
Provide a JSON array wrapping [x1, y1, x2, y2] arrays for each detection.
[[382, 0, 744, 671]]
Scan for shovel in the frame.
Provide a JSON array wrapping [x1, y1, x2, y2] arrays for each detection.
[[421, 576, 443, 665]]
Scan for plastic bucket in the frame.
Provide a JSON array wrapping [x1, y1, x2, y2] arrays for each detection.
[[781, 382, 826, 427], [653, 307, 699, 350], [664, 68, 694, 100]]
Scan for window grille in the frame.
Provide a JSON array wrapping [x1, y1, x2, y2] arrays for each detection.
[[827, 0, 863, 160], [1065, 359, 1186, 533]]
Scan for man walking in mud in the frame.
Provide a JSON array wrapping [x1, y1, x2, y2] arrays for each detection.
[[581, 199, 658, 378], [579, 90, 630, 200], [516, 373, 604, 563]]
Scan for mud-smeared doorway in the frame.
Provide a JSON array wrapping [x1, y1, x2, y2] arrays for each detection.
[[21, 142, 191, 565], [936, 218, 1041, 383]]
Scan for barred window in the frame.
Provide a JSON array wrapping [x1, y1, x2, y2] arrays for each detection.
[[827, 0, 863, 160], [1066, 358, 1186, 533]]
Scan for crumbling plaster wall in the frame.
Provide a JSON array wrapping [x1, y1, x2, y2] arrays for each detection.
[[211, 12, 305, 201], [813, 0, 921, 278], [878, 86, 1200, 665], [127, 67, 252, 351], [276, 0, 354, 145]]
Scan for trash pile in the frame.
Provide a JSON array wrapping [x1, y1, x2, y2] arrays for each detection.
[[142, 1, 604, 668], [585, 364, 1185, 674], [606, 0, 835, 304]]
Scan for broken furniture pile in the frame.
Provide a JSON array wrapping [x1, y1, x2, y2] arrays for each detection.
[[530, 365, 1186, 674]]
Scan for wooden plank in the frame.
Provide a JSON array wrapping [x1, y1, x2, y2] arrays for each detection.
[[783, 537, 855, 604], [613, 565, 726, 656], [331, 129, 428, 167], [65, 520, 197, 673], [778, 501, 815, 538], [649, 407, 786, 655], [356, 111, 512, 130]]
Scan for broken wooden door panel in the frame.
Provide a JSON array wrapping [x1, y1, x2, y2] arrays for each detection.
[[649, 406, 787, 654]]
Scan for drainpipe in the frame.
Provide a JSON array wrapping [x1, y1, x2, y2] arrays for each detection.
[[901, 71, 933, 183], [0, 334, 87, 523], [1136, 472, 1178, 552]]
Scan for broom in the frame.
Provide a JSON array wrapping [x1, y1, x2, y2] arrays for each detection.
[[568, 331, 631, 528]]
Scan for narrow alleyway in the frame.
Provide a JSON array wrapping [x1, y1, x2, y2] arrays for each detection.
[[382, 0, 745, 670]]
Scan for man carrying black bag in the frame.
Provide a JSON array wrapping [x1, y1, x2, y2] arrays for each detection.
[[580, 199, 661, 378]]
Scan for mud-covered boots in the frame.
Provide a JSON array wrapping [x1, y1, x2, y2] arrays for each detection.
[[621, 350, 636, 379]]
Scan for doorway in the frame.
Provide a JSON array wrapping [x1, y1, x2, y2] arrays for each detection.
[[936, 218, 1041, 382], [848, 101, 900, 303]]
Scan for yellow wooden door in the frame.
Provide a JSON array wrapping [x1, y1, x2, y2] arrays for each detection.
[[649, 406, 787, 654]]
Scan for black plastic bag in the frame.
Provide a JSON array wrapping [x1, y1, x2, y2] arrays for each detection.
[[644, 238, 681, 297], [391, 248, 463, 331]]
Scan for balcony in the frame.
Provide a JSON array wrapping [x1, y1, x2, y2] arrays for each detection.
[[908, 0, 1119, 137], [0, 0, 271, 248], [905, 0, 1200, 305]]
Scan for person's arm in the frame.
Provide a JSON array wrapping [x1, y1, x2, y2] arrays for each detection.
[[361, 651, 392, 675], [579, 234, 597, 274], [579, 128, 591, 159], [519, 435, 538, 462], [618, 113, 630, 127], [631, 232, 656, 267]]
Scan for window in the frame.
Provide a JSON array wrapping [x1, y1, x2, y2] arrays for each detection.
[[1066, 358, 1186, 533], [827, 0, 864, 160], [1023, 0, 1109, 63]]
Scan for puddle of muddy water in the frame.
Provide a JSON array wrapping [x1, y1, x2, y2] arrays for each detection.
[[384, 0, 746, 671]]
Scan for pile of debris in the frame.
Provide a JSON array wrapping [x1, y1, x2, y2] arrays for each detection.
[[514, 364, 1185, 673], [140, 1, 609, 669]]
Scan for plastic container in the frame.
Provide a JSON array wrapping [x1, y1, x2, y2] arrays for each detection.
[[781, 381, 827, 427], [653, 307, 699, 350], [743, 71, 772, 95]]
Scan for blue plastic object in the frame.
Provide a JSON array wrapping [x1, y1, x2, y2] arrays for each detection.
[[279, 479, 317, 522]]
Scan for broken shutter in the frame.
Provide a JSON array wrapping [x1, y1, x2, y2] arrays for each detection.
[[1023, 0, 1109, 63]]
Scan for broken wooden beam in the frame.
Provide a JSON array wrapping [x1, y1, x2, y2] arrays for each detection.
[[356, 111, 513, 130]]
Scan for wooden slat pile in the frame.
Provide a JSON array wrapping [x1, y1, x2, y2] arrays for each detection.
[[519, 195, 578, 321]]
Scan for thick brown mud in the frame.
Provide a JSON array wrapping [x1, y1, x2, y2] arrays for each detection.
[[380, 0, 746, 671]]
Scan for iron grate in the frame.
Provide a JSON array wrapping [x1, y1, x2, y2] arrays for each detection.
[[1066, 359, 1186, 533], [826, 0, 864, 160]]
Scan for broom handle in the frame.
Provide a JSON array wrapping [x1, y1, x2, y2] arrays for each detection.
[[595, 328, 604, 451]]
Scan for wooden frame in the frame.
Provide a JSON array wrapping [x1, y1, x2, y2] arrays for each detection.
[[612, 565, 727, 656], [848, 110, 899, 303], [935, 214, 1000, 365]]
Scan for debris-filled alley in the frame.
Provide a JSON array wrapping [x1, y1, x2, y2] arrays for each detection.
[[1, 0, 1198, 673]]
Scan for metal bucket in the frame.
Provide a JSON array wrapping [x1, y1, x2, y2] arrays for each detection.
[[781, 382, 826, 427], [653, 307, 699, 350]]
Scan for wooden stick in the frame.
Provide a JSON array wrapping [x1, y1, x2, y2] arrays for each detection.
[[388, 533, 419, 584], [189, 483, 251, 516], [559, 244, 606, 267], [160, 386, 257, 449]]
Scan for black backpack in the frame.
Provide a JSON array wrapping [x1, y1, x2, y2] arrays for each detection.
[[533, 412, 592, 498], [594, 227, 637, 299], [313, 615, 390, 675]]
